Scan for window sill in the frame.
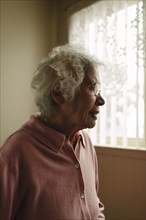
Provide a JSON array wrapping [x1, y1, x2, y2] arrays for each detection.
[[95, 145, 146, 160]]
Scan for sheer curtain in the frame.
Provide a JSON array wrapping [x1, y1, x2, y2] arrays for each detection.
[[68, 0, 145, 149]]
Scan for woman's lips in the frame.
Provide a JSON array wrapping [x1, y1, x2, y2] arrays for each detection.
[[89, 110, 100, 119]]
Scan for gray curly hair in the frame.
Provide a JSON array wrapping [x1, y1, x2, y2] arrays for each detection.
[[31, 44, 100, 117]]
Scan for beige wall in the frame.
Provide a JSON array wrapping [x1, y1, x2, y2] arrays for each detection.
[[96, 147, 146, 220], [0, 0, 57, 144]]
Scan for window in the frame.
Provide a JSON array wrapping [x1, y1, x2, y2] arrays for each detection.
[[68, 0, 146, 149]]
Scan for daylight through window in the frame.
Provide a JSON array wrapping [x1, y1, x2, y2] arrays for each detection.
[[68, 0, 146, 149]]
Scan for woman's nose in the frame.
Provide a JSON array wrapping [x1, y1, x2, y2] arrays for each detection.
[[96, 93, 105, 106]]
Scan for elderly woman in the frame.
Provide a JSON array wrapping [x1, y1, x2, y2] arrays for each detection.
[[0, 45, 105, 220]]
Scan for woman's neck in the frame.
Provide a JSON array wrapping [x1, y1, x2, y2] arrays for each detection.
[[41, 114, 80, 148]]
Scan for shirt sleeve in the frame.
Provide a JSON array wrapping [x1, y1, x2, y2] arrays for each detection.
[[0, 152, 19, 220], [94, 149, 105, 219]]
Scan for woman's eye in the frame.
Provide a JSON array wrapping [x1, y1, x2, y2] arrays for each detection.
[[89, 84, 96, 91], [88, 83, 101, 96]]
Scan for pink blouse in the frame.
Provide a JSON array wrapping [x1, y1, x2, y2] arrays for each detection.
[[0, 114, 105, 220]]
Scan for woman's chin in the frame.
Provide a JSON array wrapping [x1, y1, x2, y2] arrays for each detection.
[[85, 121, 96, 129]]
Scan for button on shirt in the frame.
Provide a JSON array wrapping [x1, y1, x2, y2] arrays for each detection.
[[0, 114, 105, 220]]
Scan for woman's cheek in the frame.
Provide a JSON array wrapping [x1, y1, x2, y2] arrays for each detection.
[[87, 96, 96, 107]]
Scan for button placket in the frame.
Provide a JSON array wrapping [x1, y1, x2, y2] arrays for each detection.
[[80, 193, 85, 199], [75, 163, 80, 169], [66, 141, 85, 202], [74, 163, 85, 200], [65, 139, 91, 219]]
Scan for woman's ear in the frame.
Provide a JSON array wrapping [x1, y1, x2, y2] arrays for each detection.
[[51, 84, 64, 104]]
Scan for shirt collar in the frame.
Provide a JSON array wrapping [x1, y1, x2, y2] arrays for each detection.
[[22, 115, 66, 153], [75, 130, 86, 148], [22, 114, 86, 153]]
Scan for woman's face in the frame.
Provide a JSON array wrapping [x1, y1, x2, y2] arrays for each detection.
[[62, 68, 105, 131]]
